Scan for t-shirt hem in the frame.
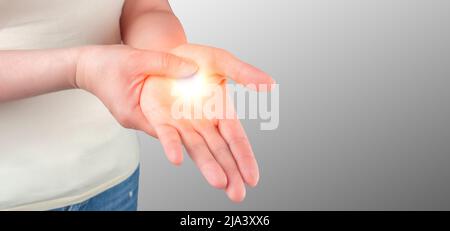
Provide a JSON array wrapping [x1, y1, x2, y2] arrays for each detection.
[[2, 161, 140, 211]]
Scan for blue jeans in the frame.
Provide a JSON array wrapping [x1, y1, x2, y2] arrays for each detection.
[[51, 167, 139, 211]]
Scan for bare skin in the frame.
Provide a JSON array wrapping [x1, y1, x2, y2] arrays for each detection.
[[0, 0, 274, 202], [141, 44, 273, 201]]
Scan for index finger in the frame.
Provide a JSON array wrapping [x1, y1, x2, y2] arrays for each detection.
[[211, 49, 275, 91]]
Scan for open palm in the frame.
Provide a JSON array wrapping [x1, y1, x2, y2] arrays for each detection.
[[140, 44, 274, 202]]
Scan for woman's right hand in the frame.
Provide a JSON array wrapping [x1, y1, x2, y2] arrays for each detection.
[[75, 45, 198, 137]]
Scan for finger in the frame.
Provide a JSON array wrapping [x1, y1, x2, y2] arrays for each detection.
[[177, 123, 228, 189], [138, 51, 198, 78], [212, 49, 275, 91], [124, 107, 157, 137], [192, 120, 246, 202], [218, 118, 260, 187], [155, 124, 183, 166]]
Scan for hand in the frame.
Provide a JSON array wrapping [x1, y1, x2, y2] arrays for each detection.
[[140, 44, 274, 202], [75, 45, 198, 137]]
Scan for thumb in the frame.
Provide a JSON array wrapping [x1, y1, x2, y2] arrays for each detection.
[[141, 51, 198, 78]]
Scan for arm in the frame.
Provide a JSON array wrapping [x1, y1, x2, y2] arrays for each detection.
[[1, 0, 186, 102], [0, 45, 197, 138], [0, 48, 79, 102], [0, 46, 194, 103], [120, 1, 274, 202], [120, 0, 186, 51]]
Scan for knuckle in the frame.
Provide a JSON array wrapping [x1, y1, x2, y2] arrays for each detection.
[[220, 157, 239, 172], [199, 158, 217, 171], [157, 126, 180, 144], [123, 50, 146, 74], [165, 138, 180, 147], [156, 124, 172, 136], [189, 141, 205, 153], [211, 144, 230, 156], [159, 52, 179, 69], [214, 47, 233, 60], [228, 136, 248, 147]]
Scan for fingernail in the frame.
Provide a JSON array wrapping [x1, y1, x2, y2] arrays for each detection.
[[179, 59, 199, 77]]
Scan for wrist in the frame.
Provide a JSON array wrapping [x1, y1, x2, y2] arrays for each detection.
[[66, 46, 85, 89], [73, 45, 100, 91]]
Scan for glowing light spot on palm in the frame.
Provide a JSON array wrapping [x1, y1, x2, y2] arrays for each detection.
[[172, 73, 207, 100]]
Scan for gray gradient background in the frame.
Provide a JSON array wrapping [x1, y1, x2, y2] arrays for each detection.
[[137, 0, 450, 210]]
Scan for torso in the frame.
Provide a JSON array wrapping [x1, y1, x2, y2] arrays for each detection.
[[0, 0, 140, 210]]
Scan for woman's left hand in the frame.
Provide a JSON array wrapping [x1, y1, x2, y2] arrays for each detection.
[[140, 44, 274, 202]]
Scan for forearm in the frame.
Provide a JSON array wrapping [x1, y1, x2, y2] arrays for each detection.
[[121, 5, 187, 51], [0, 48, 79, 102]]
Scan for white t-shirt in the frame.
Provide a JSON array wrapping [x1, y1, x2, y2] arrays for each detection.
[[0, 0, 140, 210]]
